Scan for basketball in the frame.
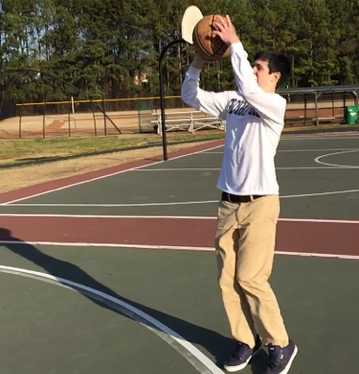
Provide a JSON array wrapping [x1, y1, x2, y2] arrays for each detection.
[[192, 15, 230, 61]]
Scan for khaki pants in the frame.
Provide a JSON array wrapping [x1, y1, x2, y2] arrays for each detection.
[[214, 194, 289, 348]]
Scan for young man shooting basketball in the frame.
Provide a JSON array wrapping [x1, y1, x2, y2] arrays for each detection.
[[181, 15, 298, 374]]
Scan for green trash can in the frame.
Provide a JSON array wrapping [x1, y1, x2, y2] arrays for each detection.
[[345, 105, 359, 125]]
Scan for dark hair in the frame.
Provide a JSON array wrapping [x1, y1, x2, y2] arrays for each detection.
[[254, 51, 291, 86]]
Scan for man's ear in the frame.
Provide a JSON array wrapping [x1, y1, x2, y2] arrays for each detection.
[[272, 71, 281, 83]]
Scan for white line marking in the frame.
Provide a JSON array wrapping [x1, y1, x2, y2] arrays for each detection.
[[0, 265, 223, 374], [137, 168, 221, 171], [0, 214, 359, 224], [0, 143, 224, 206], [1, 213, 210, 219], [280, 189, 359, 199], [3, 188, 359, 208], [314, 149, 359, 168], [0, 240, 214, 251], [275, 250, 359, 260], [281, 135, 359, 141], [136, 166, 348, 171], [278, 148, 359, 152], [0, 243, 358, 260], [278, 217, 359, 224], [206, 148, 359, 154], [3, 200, 218, 207]]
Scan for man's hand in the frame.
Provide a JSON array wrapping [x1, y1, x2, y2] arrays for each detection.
[[212, 15, 239, 46]]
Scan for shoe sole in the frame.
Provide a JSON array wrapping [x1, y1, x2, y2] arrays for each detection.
[[223, 344, 262, 372], [276, 345, 299, 374]]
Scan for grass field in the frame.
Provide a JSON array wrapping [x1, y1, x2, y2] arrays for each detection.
[[0, 131, 225, 168]]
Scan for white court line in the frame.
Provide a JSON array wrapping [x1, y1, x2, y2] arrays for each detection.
[[3, 188, 359, 208], [0, 213, 204, 219], [0, 240, 214, 251], [0, 242, 358, 260], [280, 189, 359, 199], [136, 166, 357, 171], [2, 200, 218, 207], [314, 149, 359, 168], [205, 148, 359, 154], [137, 168, 221, 171], [274, 251, 359, 260], [0, 213, 359, 224], [0, 265, 222, 374], [278, 217, 359, 224], [278, 148, 359, 152], [281, 135, 359, 140], [0, 143, 224, 206]]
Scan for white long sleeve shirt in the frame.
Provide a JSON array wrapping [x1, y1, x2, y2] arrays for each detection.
[[181, 42, 286, 196]]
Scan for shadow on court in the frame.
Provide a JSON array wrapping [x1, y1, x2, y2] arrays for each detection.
[[0, 228, 269, 374]]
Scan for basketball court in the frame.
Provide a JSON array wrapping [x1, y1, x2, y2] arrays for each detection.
[[0, 133, 358, 374]]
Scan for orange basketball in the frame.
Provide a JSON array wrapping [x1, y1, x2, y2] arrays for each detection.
[[192, 15, 230, 61]]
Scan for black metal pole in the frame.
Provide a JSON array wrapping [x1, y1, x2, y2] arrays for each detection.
[[159, 38, 186, 161]]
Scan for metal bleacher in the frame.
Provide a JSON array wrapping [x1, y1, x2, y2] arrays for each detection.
[[151, 109, 226, 135]]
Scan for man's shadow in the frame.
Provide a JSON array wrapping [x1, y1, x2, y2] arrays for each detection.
[[0, 228, 267, 374]]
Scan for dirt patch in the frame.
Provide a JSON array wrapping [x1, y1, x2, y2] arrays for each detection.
[[46, 120, 65, 129], [0, 141, 211, 193]]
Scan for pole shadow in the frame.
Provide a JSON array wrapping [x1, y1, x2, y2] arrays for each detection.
[[0, 228, 267, 374]]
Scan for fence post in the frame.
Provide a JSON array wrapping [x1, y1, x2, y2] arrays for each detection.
[[90, 98, 97, 136], [102, 94, 107, 135], [68, 94, 71, 137], [315, 93, 321, 126], [43, 101, 46, 138], [19, 102, 23, 139]]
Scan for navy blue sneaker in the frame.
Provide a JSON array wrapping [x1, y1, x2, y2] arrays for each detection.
[[224, 335, 262, 372], [263, 339, 298, 374]]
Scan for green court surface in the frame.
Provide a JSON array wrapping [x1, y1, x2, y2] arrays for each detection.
[[0, 134, 359, 373], [0, 244, 358, 374]]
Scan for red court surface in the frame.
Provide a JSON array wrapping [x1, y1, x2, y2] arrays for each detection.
[[0, 216, 358, 258]]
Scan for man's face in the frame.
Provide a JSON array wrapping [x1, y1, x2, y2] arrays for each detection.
[[253, 59, 280, 91]]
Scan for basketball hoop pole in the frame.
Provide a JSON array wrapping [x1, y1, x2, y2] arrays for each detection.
[[159, 38, 186, 161]]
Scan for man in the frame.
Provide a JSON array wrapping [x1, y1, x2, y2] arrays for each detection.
[[181, 15, 298, 374]]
